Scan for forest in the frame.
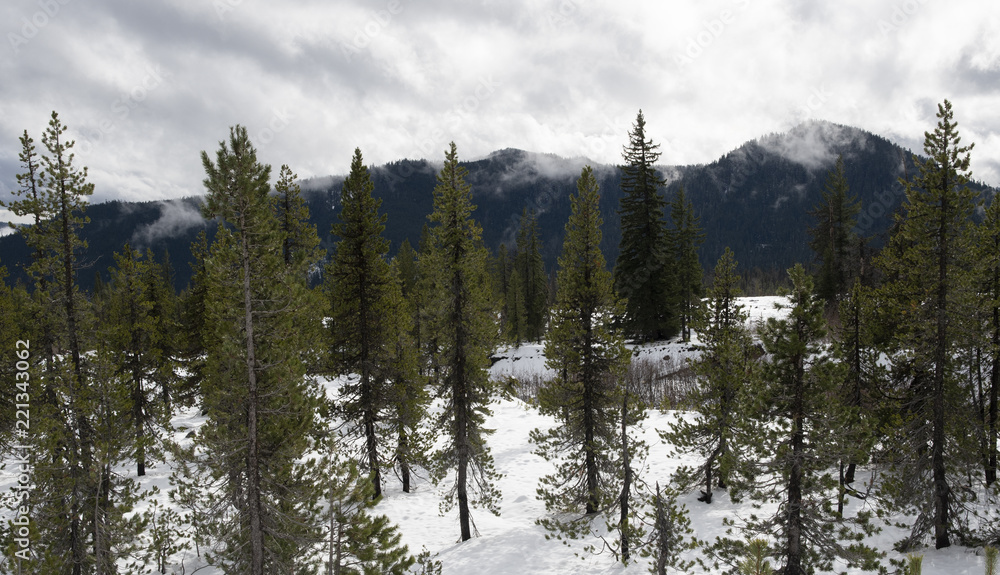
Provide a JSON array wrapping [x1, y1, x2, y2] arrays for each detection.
[[0, 100, 998, 574]]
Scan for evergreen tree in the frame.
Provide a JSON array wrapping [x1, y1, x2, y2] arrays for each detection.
[[4, 112, 105, 574], [421, 142, 501, 541], [505, 266, 527, 345], [396, 238, 418, 299], [639, 483, 697, 575], [321, 450, 415, 575], [875, 99, 978, 549], [491, 242, 511, 341], [531, 165, 630, 540], [101, 245, 166, 477], [832, 278, 884, 512], [143, 248, 181, 410], [383, 262, 429, 494], [614, 110, 675, 342], [717, 265, 880, 575], [808, 155, 862, 307], [515, 209, 549, 342], [662, 247, 759, 504], [273, 163, 321, 271], [327, 148, 421, 499], [978, 193, 1000, 487], [187, 125, 325, 573], [669, 185, 704, 342], [178, 229, 211, 406]]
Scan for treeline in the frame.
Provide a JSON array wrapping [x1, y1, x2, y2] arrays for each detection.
[[0, 100, 997, 574]]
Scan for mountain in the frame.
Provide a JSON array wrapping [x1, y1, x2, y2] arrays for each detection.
[[1, 120, 993, 292]]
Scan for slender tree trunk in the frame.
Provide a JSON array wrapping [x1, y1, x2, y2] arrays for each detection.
[[242, 237, 265, 575], [399, 427, 411, 493], [786, 356, 806, 575], [932, 191, 950, 550], [452, 256, 473, 542], [619, 389, 631, 564]]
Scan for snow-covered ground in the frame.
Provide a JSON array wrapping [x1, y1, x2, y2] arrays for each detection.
[[0, 296, 992, 573]]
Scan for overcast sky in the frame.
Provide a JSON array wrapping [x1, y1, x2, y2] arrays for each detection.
[[1, 0, 998, 220]]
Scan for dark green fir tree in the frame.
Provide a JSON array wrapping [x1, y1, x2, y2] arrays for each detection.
[[531, 165, 630, 547], [614, 110, 675, 342], [420, 142, 501, 542], [669, 185, 704, 342]]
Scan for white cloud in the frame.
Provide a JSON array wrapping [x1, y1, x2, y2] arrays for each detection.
[[131, 199, 205, 246], [0, 0, 997, 206]]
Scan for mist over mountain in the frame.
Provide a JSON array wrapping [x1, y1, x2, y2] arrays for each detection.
[[2, 120, 992, 293]]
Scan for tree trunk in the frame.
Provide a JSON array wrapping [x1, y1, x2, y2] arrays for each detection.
[[786, 354, 806, 575], [932, 187, 951, 550], [399, 428, 411, 493], [620, 390, 631, 564]]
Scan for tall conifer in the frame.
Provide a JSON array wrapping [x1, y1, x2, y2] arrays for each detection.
[[615, 110, 675, 342], [669, 185, 704, 342], [421, 142, 501, 541], [876, 100, 978, 549], [532, 165, 630, 539], [188, 125, 324, 573]]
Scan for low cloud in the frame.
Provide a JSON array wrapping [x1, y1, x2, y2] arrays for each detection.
[[131, 199, 206, 246], [758, 120, 868, 172]]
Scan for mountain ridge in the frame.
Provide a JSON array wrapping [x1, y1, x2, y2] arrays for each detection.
[[1, 120, 993, 292]]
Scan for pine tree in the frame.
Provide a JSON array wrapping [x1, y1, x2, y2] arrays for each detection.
[[661, 247, 759, 504], [273, 163, 321, 271], [505, 266, 527, 345], [178, 229, 211, 406], [669, 185, 704, 342], [978, 193, 1000, 487], [3, 112, 106, 574], [383, 259, 428, 494], [832, 278, 885, 513], [421, 142, 501, 541], [396, 238, 418, 299], [515, 209, 549, 342], [614, 110, 675, 342], [639, 483, 697, 575], [189, 125, 325, 573], [327, 148, 421, 499], [320, 449, 415, 575], [143, 248, 181, 410], [808, 155, 862, 307], [101, 245, 165, 477], [531, 165, 630, 540], [875, 99, 978, 549], [718, 265, 881, 575]]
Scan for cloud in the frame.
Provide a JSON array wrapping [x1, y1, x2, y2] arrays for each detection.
[[131, 199, 206, 246], [757, 121, 868, 172], [0, 0, 997, 208]]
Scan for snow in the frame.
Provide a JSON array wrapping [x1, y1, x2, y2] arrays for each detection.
[[0, 296, 991, 573]]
